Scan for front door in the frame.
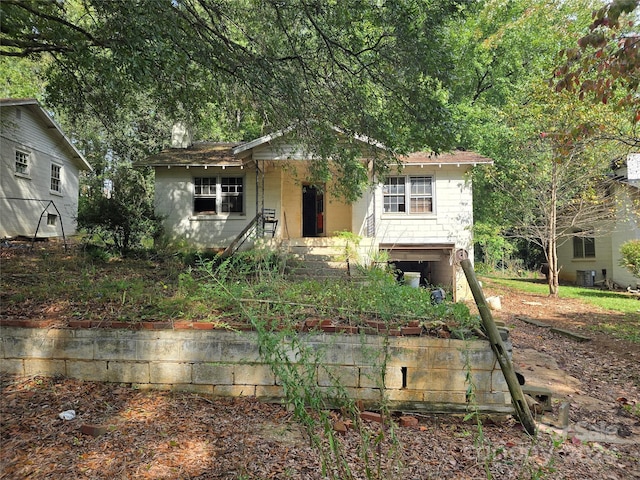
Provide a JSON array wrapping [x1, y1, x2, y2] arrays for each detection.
[[302, 184, 324, 237]]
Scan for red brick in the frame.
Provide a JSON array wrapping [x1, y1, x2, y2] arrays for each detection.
[[172, 321, 192, 330], [68, 320, 92, 328], [109, 322, 131, 329], [399, 416, 419, 427], [360, 411, 383, 423], [359, 326, 378, 335], [91, 321, 111, 328], [401, 326, 422, 336], [366, 321, 386, 331], [336, 326, 358, 334], [192, 322, 214, 330], [333, 420, 348, 433]]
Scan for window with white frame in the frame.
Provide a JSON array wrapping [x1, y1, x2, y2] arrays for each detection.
[[47, 213, 58, 226], [383, 176, 433, 214], [15, 149, 30, 175], [573, 231, 595, 258], [194, 176, 244, 214], [50, 164, 62, 193]]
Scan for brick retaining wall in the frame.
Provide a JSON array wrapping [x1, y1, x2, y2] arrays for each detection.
[[0, 327, 513, 414]]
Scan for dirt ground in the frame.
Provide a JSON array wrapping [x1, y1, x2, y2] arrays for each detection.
[[1, 247, 639, 479]]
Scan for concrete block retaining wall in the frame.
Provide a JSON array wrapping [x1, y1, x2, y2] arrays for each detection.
[[0, 327, 513, 414]]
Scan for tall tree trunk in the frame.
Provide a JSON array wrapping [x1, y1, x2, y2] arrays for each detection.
[[548, 161, 559, 297]]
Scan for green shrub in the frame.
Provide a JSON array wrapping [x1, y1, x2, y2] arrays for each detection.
[[620, 239, 640, 279]]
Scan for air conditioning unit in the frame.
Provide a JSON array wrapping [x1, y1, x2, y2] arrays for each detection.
[[576, 270, 595, 287]]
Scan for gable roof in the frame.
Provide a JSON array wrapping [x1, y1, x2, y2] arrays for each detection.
[[140, 142, 244, 167], [140, 129, 493, 169], [1, 98, 92, 171]]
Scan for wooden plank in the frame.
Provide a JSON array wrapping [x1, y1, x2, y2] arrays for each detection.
[[517, 316, 551, 328], [550, 328, 592, 342]]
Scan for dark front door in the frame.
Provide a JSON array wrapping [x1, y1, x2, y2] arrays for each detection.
[[302, 184, 324, 237]]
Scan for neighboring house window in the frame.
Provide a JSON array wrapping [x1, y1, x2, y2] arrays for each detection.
[[50, 164, 62, 193], [573, 232, 595, 258], [194, 176, 244, 214], [47, 214, 58, 226], [15, 149, 30, 175], [383, 176, 433, 214]]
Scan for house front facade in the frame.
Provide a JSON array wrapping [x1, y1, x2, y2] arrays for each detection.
[[140, 131, 492, 300], [0, 99, 92, 240], [557, 154, 640, 289]]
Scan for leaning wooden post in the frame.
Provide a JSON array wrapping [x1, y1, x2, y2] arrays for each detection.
[[459, 256, 537, 436]]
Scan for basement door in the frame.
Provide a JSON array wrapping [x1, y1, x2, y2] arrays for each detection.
[[302, 184, 324, 237]]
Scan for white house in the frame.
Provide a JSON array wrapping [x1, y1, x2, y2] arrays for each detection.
[[1, 99, 92, 240], [139, 129, 492, 300], [557, 154, 640, 289]]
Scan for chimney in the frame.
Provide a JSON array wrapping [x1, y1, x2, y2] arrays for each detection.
[[171, 121, 192, 148]]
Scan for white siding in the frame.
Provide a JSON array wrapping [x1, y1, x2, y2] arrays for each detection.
[[154, 165, 260, 249], [0, 105, 82, 239], [611, 186, 640, 288], [375, 166, 474, 251], [557, 184, 639, 288]]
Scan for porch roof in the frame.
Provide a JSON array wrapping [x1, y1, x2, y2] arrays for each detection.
[[138, 142, 246, 167], [401, 150, 493, 167]]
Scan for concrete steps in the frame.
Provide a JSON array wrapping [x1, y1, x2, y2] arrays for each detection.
[[282, 240, 351, 280]]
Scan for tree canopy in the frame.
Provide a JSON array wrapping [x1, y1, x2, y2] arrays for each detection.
[[1, 0, 474, 198], [554, 0, 639, 147]]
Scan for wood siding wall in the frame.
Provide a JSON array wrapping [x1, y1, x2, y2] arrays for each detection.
[[0, 105, 81, 239]]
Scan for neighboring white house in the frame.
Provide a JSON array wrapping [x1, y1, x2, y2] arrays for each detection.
[[557, 154, 640, 289], [138, 129, 492, 299], [1, 98, 92, 240]]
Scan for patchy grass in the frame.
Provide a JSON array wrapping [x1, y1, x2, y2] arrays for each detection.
[[1, 243, 477, 333], [482, 275, 639, 314], [482, 275, 640, 343]]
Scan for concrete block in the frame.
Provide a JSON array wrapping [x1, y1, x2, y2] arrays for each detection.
[[192, 363, 234, 385], [104, 361, 149, 383], [423, 391, 467, 404], [24, 359, 65, 376], [95, 338, 137, 361], [359, 366, 385, 389], [492, 370, 508, 392], [149, 362, 192, 384], [181, 340, 222, 362], [359, 365, 405, 390], [2, 336, 50, 359], [0, 359, 24, 375], [350, 387, 382, 403], [317, 365, 358, 388], [405, 368, 467, 392], [220, 341, 261, 363], [67, 360, 108, 381], [315, 340, 356, 365], [214, 385, 256, 397], [234, 364, 276, 386], [386, 347, 428, 368], [385, 388, 424, 403], [136, 339, 183, 362], [255, 385, 285, 399], [474, 391, 507, 405], [170, 383, 214, 395]]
